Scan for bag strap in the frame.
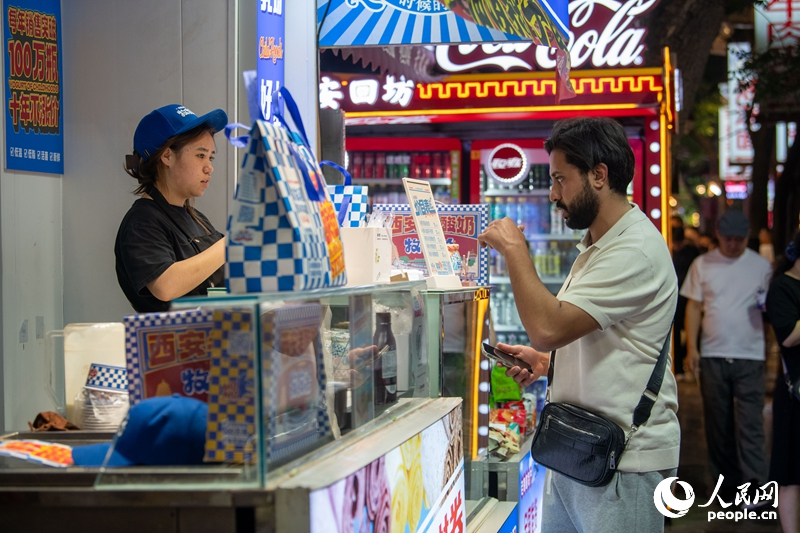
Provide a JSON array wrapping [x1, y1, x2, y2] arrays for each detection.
[[320, 160, 353, 225], [320, 160, 352, 186], [546, 324, 673, 437]]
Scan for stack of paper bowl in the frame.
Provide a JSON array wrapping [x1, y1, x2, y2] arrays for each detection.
[[77, 363, 130, 431]]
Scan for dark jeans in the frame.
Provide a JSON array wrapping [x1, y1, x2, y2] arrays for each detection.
[[699, 357, 768, 499]]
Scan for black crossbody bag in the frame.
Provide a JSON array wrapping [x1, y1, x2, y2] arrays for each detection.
[[530, 329, 672, 487]]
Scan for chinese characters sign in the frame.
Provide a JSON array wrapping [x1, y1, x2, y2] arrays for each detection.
[[320, 74, 416, 111], [257, 0, 283, 121], [3, 0, 63, 173], [755, 0, 800, 52], [124, 309, 214, 405], [373, 203, 489, 285]]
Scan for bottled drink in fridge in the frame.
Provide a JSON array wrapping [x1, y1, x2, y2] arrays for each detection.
[[373, 312, 397, 405], [375, 152, 386, 179], [548, 242, 561, 277], [492, 197, 506, 221], [534, 242, 548, 275], [363, 153, 375, 179], [505, 197, 518, 226], [400, 153, 411, 179], [352, 152, 364, 180], [550, 203, 562, 235], [493, 289, 506, 325]]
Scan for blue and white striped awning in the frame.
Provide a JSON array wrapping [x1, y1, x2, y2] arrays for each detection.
[[317, 0, 526, 47]]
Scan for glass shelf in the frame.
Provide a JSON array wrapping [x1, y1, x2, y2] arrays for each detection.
[[527, 233, 583, 241], [173, 280, 427, 307], [491, 275, 567, 285], [353, 178, 451, 186], [484, 189, 550, 197]]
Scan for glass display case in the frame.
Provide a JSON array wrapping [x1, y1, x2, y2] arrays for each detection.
[[90, 280, 431, 490]]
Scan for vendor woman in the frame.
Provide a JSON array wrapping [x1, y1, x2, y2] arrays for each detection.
[[115, 104, 228, 313]]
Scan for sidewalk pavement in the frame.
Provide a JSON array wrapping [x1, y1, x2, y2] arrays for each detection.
[[664, 378, 781, 533]]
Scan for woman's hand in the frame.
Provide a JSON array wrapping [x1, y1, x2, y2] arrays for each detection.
[[497, 342, 549, 388]]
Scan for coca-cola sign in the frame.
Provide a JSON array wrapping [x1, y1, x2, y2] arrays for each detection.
[[435, 0, 660, 73], [488, 144, 528, 185]]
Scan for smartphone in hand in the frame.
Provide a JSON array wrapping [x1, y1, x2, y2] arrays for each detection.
[[481, 342, 533, 372]]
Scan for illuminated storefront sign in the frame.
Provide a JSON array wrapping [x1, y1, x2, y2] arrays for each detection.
[[487, 143, 528, 186], [320, 69, 663, 121], [725, 181, 749, 200], [435, 0, 661, 73], [4, 0, 63, 174], [755, 0, 800, 52], [257, 0, 284, 121]]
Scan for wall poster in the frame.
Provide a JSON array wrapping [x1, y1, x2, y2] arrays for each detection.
[[3, 0, 63, 173]]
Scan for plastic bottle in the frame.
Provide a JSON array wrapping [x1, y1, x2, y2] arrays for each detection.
[[526, 200, 538, 240], [534, 242, 548, 275], [373, 312, 397, 406], [548, 241, 561, 278], [550, 203, 561, 235], [494, 289, 506, 325], [505, 197, 518, 226], [538, 198, 550, 234], [517, 200, 528, 232], [494, 197, 506, 221]]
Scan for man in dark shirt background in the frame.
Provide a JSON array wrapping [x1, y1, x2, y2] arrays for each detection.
[[672, 225, 700, 380]]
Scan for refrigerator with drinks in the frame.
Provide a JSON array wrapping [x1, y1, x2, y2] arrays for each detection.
[[344, 137, 462, 208], [469, 137, 646, 340]]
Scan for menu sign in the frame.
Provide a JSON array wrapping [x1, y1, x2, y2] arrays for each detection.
[[3, 0, 63, 173], [402, 178, 456, 279]]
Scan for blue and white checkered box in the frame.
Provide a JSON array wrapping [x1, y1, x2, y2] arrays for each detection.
[[85, 363, 128, 393], [327, 185, 369, 228], [226, 120, 347, 293]]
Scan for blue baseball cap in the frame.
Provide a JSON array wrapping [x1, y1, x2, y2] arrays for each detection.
[[71, 394, 208, 467], [133, 104, 228, 162]]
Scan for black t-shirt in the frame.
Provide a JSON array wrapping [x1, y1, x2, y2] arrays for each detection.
[[115, 198, 223, 313], [673, 243, 700, 289], [766, 273, 800, 380]]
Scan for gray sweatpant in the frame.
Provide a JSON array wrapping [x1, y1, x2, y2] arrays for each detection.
[[541, 468, 676, 533]]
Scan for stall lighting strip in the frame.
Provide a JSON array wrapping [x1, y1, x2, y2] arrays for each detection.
[[417, 76, 663, 100], [345, 103, 643, 119], [472, 296, 489, 461]]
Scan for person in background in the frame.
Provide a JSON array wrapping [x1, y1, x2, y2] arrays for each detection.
[[681, 210, 772, 503], [479, 117, 678, 533], [684, 226, 701, 248], [671, 226, 699, 382], [115, 104, 228, 313], [765, 230, 800, 532], [759, 227, 775, 267], [698, 232, 716, 254]]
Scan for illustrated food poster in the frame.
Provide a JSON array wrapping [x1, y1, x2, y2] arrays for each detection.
[[309, 406, 464, 533], [125, 309, 215, 405], [373, 203, 489, 286]]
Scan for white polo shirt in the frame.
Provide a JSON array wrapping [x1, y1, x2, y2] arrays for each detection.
[[679, 248, 771, 361], [553, 205, 680, 472]]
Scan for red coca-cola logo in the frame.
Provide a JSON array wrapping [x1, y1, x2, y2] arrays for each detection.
[[488, 144, 527, 185]]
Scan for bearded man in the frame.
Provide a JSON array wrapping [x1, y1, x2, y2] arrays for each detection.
[[478, 117, 679, 533]]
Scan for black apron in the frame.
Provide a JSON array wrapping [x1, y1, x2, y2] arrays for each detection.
[[146, 185, 224, 296]]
